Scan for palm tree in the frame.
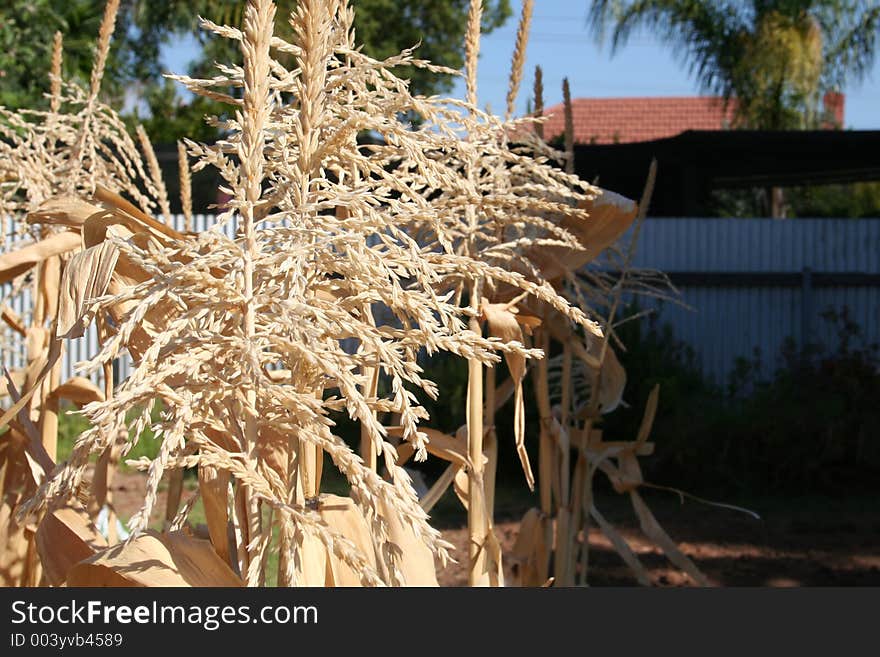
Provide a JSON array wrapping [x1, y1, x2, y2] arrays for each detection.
[[588, 1, 880, 130], [588, 1, 879, 217]]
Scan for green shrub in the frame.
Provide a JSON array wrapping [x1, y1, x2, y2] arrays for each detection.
[[604, 304, 880, 496]]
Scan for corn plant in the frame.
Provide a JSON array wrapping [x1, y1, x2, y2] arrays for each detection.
[[506, 79, 710, 587], [0, 0, 171, 586], [10, 0, 600, 588], [0, 0, 712, 589]]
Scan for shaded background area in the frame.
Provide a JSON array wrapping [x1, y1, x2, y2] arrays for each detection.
[[572, 130, 880, 217]]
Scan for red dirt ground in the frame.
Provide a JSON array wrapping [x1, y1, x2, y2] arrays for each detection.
[[108, 471, 880, 587]]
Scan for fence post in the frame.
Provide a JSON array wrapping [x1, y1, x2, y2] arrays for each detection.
[[801, 267, 813, 348]]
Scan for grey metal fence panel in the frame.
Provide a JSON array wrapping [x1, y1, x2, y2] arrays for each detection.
[[631, 217, 880, 273], [1, 213, 237, 392], [626, 217, 880, 384], [4, 214, 879, 393]]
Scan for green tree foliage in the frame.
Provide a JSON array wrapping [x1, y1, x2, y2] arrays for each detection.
[[0, 1, 187, 110], [128, 0, 510, 92], [603, 305, 880, 495], [707, 182, 880, 218], [588, 1, 880, 129], [786, 181, 880, 218], [130, 0, 511, 143], [0, 0, 137, 108], [1, 1, 512, 142], [128, 0, 511, 142]]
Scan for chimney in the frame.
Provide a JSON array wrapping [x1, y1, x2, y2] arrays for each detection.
[[822, 91, 845, 128]]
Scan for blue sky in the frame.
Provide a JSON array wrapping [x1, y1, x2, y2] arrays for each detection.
[[162, 0, 879, 129]]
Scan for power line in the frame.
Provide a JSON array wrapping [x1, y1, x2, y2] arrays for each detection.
[[483, 29, 660, 46]]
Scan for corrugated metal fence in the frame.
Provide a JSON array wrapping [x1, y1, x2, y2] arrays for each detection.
[[627, 217, 880, 384], [1, 213, 221, 387], [4, 215, 879, 388]]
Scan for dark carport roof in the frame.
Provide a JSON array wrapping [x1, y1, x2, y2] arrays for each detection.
[[573, 130, 880, 216]]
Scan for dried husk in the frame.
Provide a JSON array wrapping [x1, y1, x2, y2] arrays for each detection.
[[0, 232, 81, 286], [35, 504, 107, 586], [56, 240, 119, 339], [66, 530, 243, 587]]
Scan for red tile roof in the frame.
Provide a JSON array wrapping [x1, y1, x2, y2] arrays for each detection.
[[539, 96, 737, 145], [538, 92, 846, 144]]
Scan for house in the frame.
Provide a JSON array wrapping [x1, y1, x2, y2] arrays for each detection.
[[531, 93, 862, 216], [539, 93, 845, 145]]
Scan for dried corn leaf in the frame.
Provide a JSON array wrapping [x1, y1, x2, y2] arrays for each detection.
[[0, 500, 29, 587], [1, 360, 58, 475], [36, 504, 107, 586], [0, 430, 31, 552], [47, 376, 105, 407], [574, 188, 638, 256], [0, 427, 29, 493], [22, 448, 47, 488], [523, 188, 637, 284], [88, 234, 178, 363], [589, 504, 651, 586], [25, 326, 48, 363], [66, 530, 243, 587], [39, 254, 61, 326], [27, 197, 102, 228], [586, 438, 654, 457], [484, 526, 504, 587], [1, 305, 26, 336], [198, 465, 232, 566], [0, 231, 80, 285], [92, 185, 184, 241], [377, 496, 438, 586], [561, 331, 627, 415], [56, 240, 119, 338], [297, 531, 331, 587], [510, 507, 547, 587], [255, 426, 290, 484], [0, 370, 27, 400], [419, 462, 460, 513], [636, 384, 660, 444], [319, 495, 378, 587], [481, 300, 533, 490], [596, 449, 643, 494], [630, 491, 711, 587], [591, 339, 626, 414], [390, 426, 469, 468]]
